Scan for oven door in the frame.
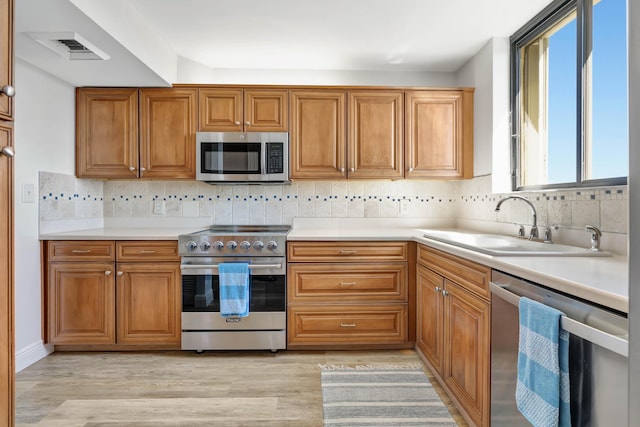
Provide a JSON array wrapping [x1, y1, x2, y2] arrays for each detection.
[[180, 257, 286, 329]]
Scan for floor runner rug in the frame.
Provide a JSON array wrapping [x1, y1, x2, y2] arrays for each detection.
[[320, 363, 458, 426]]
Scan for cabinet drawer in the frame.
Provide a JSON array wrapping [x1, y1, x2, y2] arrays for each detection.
[[287, 241, 408, 262], [288, 263, 407, 301], [417, 244, 490, 300], [116, 241, 180, 261], [288, 304, 407, 345], [47, 241, 115, 261]]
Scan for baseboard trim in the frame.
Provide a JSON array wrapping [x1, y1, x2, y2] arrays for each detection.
[[16, 341, 54, 373]]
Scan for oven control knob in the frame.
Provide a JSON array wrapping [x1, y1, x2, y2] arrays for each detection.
[[240, 241, 251, 251], [266, 240, 278, 251], [213, 241, 224, 251], [185, 241, 198, 251], [200, 241, 211, 251], [227, 241, 238, 250], [253, 241, 265, 250]]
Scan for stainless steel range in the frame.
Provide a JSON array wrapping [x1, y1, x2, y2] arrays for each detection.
[[178, 225, 290, 352]]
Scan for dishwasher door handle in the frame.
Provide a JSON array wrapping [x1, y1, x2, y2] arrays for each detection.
[[490, 282, 629, 357]]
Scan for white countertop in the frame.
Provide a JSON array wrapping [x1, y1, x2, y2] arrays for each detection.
[[39, 226, 204, 241], [40, 220, 629, 313]]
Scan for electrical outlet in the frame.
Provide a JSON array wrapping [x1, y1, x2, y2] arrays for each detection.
[[399, 199, 409, 214], [22, 183, 35, 203], [153, 200, 165, 215]]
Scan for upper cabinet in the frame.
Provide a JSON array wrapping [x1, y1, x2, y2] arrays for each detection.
[[139, 88, 197, 179], [290, 89, 403, 180], [0, 0, 14, 121], [348, 90, 403, 179], [289, 89, 346, 179], [198, 88, 288, 132], [76, 87, 196, 179], [405, 89, 474, 179]]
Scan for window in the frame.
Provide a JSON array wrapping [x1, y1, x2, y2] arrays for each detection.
[[511, 0, 628, 190]]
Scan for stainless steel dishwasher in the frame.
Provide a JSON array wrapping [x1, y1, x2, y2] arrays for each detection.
[[490, 270, 629, 426]]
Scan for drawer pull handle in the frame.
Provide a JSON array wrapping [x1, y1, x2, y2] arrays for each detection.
[[339, 250, 357, 255], [340, 322, 356, 328], [139, 250, 157, 253], [71, 249, 91, 253], [339, 282, 356, 287]]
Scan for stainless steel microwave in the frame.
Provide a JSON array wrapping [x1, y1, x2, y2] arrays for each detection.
[[195, 132, 289, 184]]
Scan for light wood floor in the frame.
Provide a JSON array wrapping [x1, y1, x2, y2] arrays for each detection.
[[15, 349, 467, 426]]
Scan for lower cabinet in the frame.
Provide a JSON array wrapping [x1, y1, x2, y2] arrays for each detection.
[[416, 245, 490, 427], [47, 240, 181, 349], [287, 241, 413, 349]]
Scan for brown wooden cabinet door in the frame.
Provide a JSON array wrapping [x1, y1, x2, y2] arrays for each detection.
[[244, 89, 288, 131], [198, 88, 243, 131], [416, 265, 444, 375], [76, 88, 139, 178], [348, 91, 403, 178], [405, 90, 473, 179], [116, 263, 181, 346], [139, 88, 196, 179], [0, 0, 12, 121], [48, 262, 116, 344], [0, 120, 13, 426], [443, 279, 490, 427], [289, 90, 346, 179]]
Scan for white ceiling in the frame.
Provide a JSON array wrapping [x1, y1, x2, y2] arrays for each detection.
[[14, 0, 553, 87]]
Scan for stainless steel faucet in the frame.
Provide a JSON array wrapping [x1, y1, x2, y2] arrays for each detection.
[[585, 225, 602, 251], [495, 196, 539, 240]]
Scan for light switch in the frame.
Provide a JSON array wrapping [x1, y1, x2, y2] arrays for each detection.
[[22, 183, 35, 203]]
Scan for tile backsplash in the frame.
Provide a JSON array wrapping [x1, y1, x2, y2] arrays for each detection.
[[39, 171, 628, 237]]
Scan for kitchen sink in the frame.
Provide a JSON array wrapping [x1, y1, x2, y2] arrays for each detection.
[[419, 229, 611, 257]]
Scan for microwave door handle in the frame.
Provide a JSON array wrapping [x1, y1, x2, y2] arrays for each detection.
[[261, 143, 267, 175]]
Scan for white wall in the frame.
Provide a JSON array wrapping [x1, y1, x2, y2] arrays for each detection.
[[455, 37, 512, 193], [176, 56, 458, 87], [13, 59, 76, 371]]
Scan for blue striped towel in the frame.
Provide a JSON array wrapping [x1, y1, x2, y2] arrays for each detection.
[[516, 297, 570, 427], [218, 262, 250, 318]]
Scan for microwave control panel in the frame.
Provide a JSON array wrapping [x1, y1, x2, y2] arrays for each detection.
[[266, 143, 284, 174]]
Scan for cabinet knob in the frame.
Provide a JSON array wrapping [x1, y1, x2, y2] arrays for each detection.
[[340, 168, 345, 174], [235, 121, 241, 125], [129, 166, 136, 172], [435, 286, 441, 292], [408, 167, 414, 173], [140, 166, 146, 177], [1, 85, 15, 97], [0, 146, 14, 158], [117, 271, 124, 276], [245, 121, 250, 125], [105, 270, 112, 276], [350, 167, 355, 172], [442, 290, 449, 296]]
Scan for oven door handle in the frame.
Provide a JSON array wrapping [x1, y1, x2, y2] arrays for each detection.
[[180, 263, 283, 270]]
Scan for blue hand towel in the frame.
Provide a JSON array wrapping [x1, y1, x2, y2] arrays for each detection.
[[516, 297, 570, 427], [218, 262, 250, 318]]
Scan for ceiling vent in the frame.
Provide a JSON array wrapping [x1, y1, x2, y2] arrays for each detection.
[[26, 32, 110, 61]]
